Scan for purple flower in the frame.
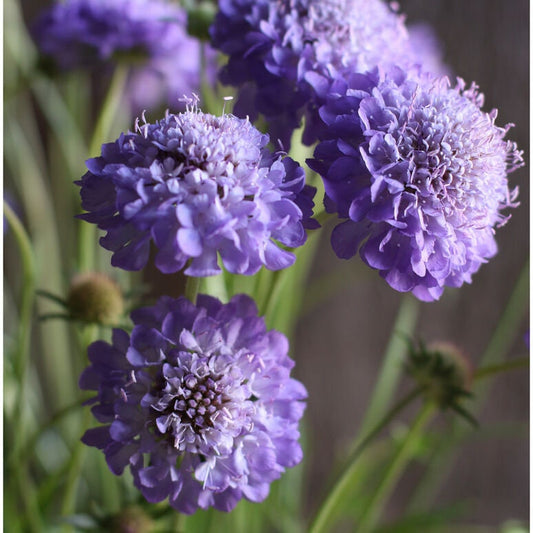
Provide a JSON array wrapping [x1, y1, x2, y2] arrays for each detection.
[[32, 0, 216, 112], [80, 294, 307, 513], [308, 69, 522, 301], [77, 98, 317, 276], [125, 45, 218, 115], [210, 0, 417, 148], [406, 22, 451, 78]]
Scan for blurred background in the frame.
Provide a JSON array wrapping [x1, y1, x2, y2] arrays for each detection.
[[295, 0, 529, 528], [7, 0, 529, 530]]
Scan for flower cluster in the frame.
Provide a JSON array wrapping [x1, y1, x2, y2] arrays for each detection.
[[80, 294, 307, 513], [309, 69, 522, 300], [210, 0, 439, 148], [77, 100, 317, 276], [32, 0, 215, 112]]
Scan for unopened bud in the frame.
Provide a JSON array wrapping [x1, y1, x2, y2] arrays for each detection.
[[406, 340, 473, 410], [67, 272, 124, 325], [108, 506, 153, 533]]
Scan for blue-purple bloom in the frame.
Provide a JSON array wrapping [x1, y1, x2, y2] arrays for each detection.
[[80, 294, 307, 513], [210, 0, 426, 148], [32, 0, 215, 112], [406, 22, 451, 78], [308, 68, 522, 301], [77, 99, 317, 276]]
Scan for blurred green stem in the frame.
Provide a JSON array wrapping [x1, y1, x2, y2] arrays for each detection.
[[79, 65, 129, 272], [4, 201, 36, 387], [408, 260, 529, 512], [4, 201, 44, 532], [309, 386, 424, 533], [174, 512, 188, 533], [60, 408, 93, 532], [358, 295, 419, 436], [475, 260, 529, 394], [88, 66, 129, 156], [474, 356, 529, 382], [356, 402, 435, 533], [185, 276, 201, 304], [10, 398, 88, 470], [60, 324, 99, 531]]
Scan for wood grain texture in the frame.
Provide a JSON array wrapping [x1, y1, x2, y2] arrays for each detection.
[[297, 0, 529, 525]]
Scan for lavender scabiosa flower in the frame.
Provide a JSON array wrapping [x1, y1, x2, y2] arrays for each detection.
[[406, 22, 451, 78], [77, 97, 317, 276], [210, 0, 417, 148], [80, 294, 307, 513], [32, 0, 216, 113], [308, 69, 523, 301]]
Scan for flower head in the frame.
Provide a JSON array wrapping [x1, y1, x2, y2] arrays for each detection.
[[77, 98, 317, 276], [210, 0, 420, 147], [406, 340, 474, 422], [309, 69, 522, 300], [32, 0, 216, 112], [80, 294, 307, 513]]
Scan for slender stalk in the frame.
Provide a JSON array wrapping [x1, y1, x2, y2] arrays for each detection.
[[4, 201, 43, 532], [4, 201, 36, 384], [8, 398, 88, 469], [356, 403, 435, 533], [36, 289, 69, 308], [60, 324, 99, 531], [407, 260, 529, 512], [60, 409, 93, 532], [309, 387, 424, 533], [473, 356, 529, 382], [88, 66, 130, 157], [185, 276, 201, 304], [358, 295, 419, 437], [79, 65, 129, 272], [474, 260, 529, 399], [174, 512, 188, 533], [6, 111, 76, 410]]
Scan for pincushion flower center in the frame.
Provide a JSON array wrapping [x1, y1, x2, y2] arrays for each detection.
[[396, 108, 463, 206], [167, 373, 225, 432], [148, 350, 254, 453], [148, 113, 263, 201]]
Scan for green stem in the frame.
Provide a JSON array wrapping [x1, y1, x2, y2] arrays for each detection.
[[38, 313, 73, 322], [407, 259, 529, 513], [358, 295, 419, 437], [36, 289, 69, 308], [313, 209, 335, 227], [474, 356, 529, 382], [185, 276, 201, 304], [60, 408, 93, 532], [7, 398, 88, 469], [4, 201, 43, 531], [356, 403, 435, 533], [476, 260, 529, 391], [309, 386, 424, 533], [79, 65, 129, 272], [4, 201, 36, 383], [89, 66, 129, 156], [174, 512, 188, 533], [60, 323, 100, 530]]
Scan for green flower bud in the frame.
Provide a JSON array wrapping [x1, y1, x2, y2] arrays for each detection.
[[67, 272, 124, 325], [406, 340, 473, 411], [108, 506, 153, 533]]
